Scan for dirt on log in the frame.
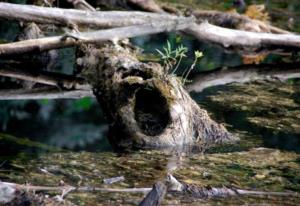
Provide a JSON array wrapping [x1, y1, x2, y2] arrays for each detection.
[[77, 44, 234, 150]]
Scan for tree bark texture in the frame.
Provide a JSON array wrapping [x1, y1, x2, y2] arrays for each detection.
[[79, 45, 234, 149]]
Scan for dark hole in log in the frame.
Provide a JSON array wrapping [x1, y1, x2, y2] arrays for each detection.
[[134, 87, 171, 136], [121, 69, 152, 80]]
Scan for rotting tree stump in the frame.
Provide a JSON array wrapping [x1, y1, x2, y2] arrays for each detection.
[[78, 44, 235, 150]]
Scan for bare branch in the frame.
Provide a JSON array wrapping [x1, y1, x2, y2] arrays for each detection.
[[191, 10, 290, 34], [0, 2, 184, 29], [0, 19, 193, 55], [0, 66, 90, 90], [187, 63, 300, 93], [67, 0, 96, 11], [186, 22, 300, 52], [0, 3, 299, 54], [0, 87, 94, 100], [1, 181, 151, 193]]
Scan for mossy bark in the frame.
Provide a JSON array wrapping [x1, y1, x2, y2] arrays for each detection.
[[78, 44, 234, 150]]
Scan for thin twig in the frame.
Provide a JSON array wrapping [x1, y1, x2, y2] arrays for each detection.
[[1, 182, 152, 193], [67, 0, 96, 11]]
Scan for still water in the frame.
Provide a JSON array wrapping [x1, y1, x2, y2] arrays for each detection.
[[0, 0, 300, 205]]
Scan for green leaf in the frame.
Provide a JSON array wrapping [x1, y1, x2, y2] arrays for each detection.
[[167, 40, 171, 54]]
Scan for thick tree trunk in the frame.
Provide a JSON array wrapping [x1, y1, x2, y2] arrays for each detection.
[[78, 45, 234, 149]]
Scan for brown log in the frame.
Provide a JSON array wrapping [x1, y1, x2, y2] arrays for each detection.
[[78, 44, 234, 149]]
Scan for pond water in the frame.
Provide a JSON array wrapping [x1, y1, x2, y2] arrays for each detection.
[[0, 0, 300, 205]]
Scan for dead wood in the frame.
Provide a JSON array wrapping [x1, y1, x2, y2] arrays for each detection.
[[0, 3, 182, 29], [0, 181, 151, 193], [166, 174, 299, 199], [187, 63, 300, 93], [0, 87, 93, 100], [67, 0, 96, 11], [1, 62, 298, 100], [186, 22, 300, 52], [0, 66, 89, 90], [1, 3, 300, 54], [0, 19, 193, 55], [189, 10, 290, 34], [78, 44, 233, 149], [127, 0, 164, 13]]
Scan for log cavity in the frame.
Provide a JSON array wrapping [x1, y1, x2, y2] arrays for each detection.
[[121, 68, 152, 80], [134, 87, 171, 136]]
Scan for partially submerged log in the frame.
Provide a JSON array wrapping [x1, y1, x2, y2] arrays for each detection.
[[78, 44, 233, 149]]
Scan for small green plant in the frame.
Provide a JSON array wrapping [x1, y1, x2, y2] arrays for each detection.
[[156, 41, 203, 84], [182, 50, 203, 84], [156, 40, 188, 74]]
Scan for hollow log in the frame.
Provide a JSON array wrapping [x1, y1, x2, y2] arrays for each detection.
[[78, 44, 234, 149]]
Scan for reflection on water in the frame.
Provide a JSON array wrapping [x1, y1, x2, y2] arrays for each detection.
[[0, 98, 111, 153], [191, 79, 300, 152], [0, 79, 299, 205], [0, 0, 300, 205]]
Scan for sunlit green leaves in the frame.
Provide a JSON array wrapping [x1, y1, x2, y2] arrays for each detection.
[[156, 40, 188, 73]]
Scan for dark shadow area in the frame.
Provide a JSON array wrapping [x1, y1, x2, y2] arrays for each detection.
[[135, 87, 171, 136]]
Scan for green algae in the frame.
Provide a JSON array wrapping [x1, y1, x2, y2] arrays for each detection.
[[1, 148, 299, 205], [1, 80, 300, 205], [197, 80, 300, 152]]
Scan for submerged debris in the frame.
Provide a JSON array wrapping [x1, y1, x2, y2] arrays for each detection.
[[103, 176, 125, 184]]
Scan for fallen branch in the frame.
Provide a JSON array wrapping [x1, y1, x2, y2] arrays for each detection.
[[67, 0, 96, 11], [167, 174, 299, 198], [127, 0, 164, 13], [0, 87, 93, 100], [0, 182, 151, 193], [0, 20, 192, 55], [1, 3, 300, 54], [0, 3, 184, 29], [2, 62, 298, 100], [0, 66, 90, 90], [186, 22, 300, 52], [190, 10, 290, 34], [187, 63, 300, 92]]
